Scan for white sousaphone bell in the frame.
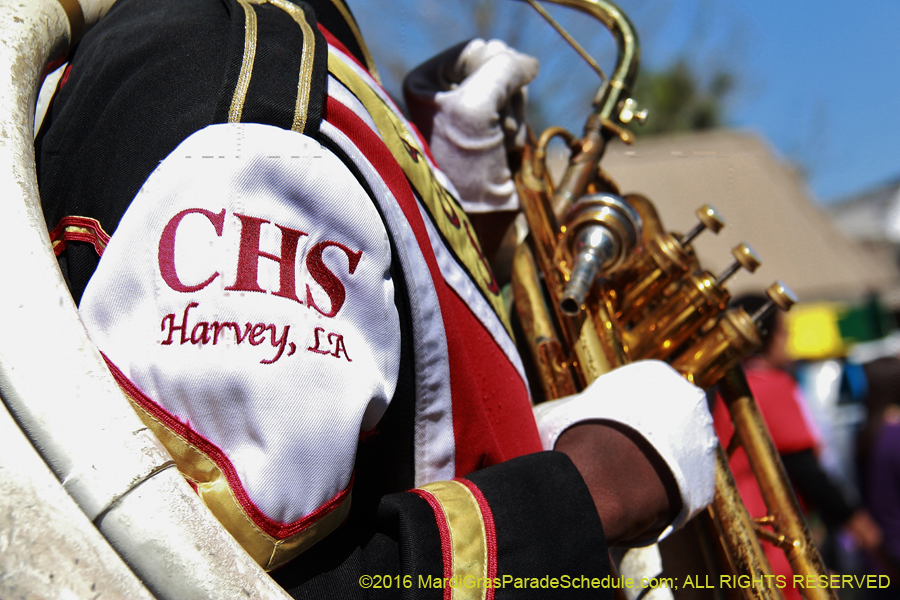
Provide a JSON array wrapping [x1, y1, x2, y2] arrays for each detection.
[[0, 0, 290, 597]]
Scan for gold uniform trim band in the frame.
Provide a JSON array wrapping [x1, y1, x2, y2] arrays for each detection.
[[125, 391, 350, 571], [229, 0, 259, 123], [418, 480, 490, 600], [265, 0, 316, 132], [56, 0, 85, 47]]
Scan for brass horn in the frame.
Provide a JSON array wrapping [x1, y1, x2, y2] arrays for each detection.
[[510, 1, 835, 598]]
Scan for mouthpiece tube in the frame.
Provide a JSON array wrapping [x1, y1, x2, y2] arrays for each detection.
[[561, 225, 618, 315], [558, 193, 642, 316]]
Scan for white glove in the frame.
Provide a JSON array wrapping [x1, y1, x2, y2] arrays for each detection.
[[532, 360, 717, 543], [403, 39, 539, 213]]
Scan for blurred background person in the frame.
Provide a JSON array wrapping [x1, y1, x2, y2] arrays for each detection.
[[858, 357, 900, 597]]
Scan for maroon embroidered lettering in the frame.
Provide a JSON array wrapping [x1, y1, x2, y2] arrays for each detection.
[[249, 323, 267, 346], [211, 322, 235, 345], [160, 302, 296, 364], [191, 321, 211, 344], [158, 208, 225, 292], [305, 241, 363, 318], [307, 327, 352, 361], [225, 213, 308, 303], [213, 322, 253, 344], [307, 326, 331, 355], [160, 302, 199, 345], [329, 333, 352, 362], [261, 325, 294, 364]]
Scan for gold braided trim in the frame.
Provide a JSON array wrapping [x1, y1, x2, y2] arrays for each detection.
[[323, 0, 381, 84], [327, 52, 512, 336], [265, 0, 315, 132], [418, 480, 490, 600], [228, 0, 259, 123], [48, 216, 111, 257], [124, 389, 350, 571]]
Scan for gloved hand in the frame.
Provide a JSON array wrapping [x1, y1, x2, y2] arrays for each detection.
[[532, 360, 717, 546], [403, 38, 538, 213]]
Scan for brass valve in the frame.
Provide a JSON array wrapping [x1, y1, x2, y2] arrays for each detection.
[[716, 243, 761, 284], [680, 205, 725, 246], [672, 281, 797, 388], [624, 244, 761, 362], [612, 201, 726, 327], [749, 281, 798, 328]]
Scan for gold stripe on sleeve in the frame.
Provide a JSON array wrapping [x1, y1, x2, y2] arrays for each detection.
[[418, 480, 489, 600], [228, 0, 259, 123], [56, 0, 85, 46]]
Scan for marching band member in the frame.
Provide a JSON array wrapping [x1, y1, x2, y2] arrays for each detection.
[[37, 0, 717, 595]]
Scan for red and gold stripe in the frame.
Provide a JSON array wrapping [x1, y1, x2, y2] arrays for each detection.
[[49, 216, 111, 257], [104, 356, 350, 571], [413, 479, 498, 600]]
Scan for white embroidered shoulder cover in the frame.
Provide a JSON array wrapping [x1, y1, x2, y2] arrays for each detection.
[[80, 122, 400, 524]]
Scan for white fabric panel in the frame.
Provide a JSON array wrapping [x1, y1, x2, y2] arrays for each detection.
[[34, 64, 65, 139], [80, 123, 399, 524], [319, 119, 457, 485]]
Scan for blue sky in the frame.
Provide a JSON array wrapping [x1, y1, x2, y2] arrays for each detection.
[[351, 0, 900, 205]]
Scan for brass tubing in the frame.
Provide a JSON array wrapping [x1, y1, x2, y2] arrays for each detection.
[[579, 285, 627, 381], [524, 0, 639, 217], [511, 3, 831, 597], [718, 367, 837, 600], [711, 447, 780, 600], [516, 150, 560, 271], [624, 193, 663, 241], [512, 243, 578, 400], [552, 117, 608, 218], [533, 0, 641, 117], [524, 0, 608, 81]]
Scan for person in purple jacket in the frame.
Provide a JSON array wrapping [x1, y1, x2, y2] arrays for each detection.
[[859, 357, 900, 597]]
